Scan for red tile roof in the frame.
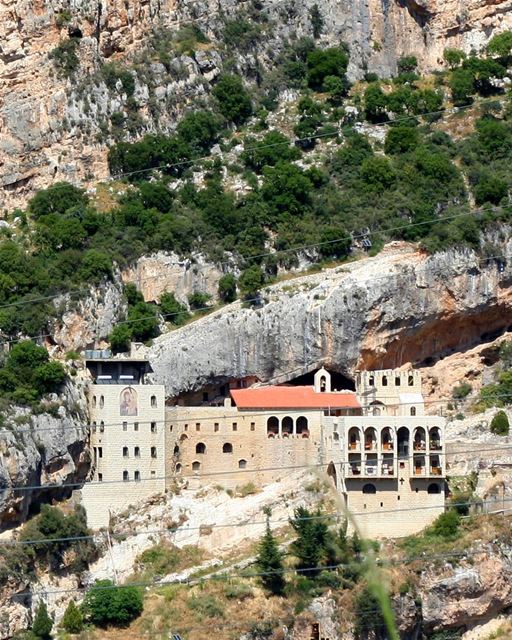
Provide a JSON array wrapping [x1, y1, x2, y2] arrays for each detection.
[[230, 385, 360, 410]]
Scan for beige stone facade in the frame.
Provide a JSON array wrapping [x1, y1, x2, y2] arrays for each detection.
[[80, 359, 445, 538]]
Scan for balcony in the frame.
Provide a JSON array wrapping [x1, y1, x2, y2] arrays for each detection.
[[349, 465, 361, 476], [430, 441, 442, 451]]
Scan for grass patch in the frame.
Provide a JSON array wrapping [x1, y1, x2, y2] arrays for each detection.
[[133, 543, 207, 580]]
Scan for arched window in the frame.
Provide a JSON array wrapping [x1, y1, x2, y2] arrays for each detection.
[[100, 421, 105, 433], [320, 376, 327, 392], [179, 434, 188, 442], [123, 446, 128, 458], [362, 484, 377, 494], [382, 375, 388, 387], [99, 395, 104, 408], [175, 463, 182, 474], [282, 416, 293, 435], [173, 444, 180, 456], [134, 446, 140, 458], [296, 416, 308, 435], [92, 396, 97, 408], [395, 376, 400, 386], [410, 407, 416, 416], [196, 442, 206, 454], [238, 459, 247, 469], [408, 375, 414, 386], [151, 395, 157, 408], [223, 443, 233, 453], [267, 416, 279, 437], [428, 483, 441, 494], [151, 446, 157, 458], [123, 470, 129, 481], [134, 470, 141, 482], [369, 376, 374, 386], [192, 461, 201, 471]]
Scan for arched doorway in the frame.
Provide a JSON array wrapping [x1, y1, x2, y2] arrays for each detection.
[[397, 427, 410, 457]]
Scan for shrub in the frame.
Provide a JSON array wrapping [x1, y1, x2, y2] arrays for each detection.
[[33, 362, 66, 394], [430, 510, 460, 539], [79, 249, 112, 282], [83, 580, 143, 627], [449, 68, 474, 106], [474, 175, 508, 205], [32, 602, 53, 640], [443, 48, 466, 69], [223, 19, 262, 52], [452, 382, 472, 399], [360, 156, 396, 189], [238, 265, 265, 300], [384, 126, 419, 155], [306, 47, 349, 90], [49, 38, 80, 76], [160, 292, 190, 325], [309, 4, 324, 39], [398, 55, 418, 73], [212, 75, 252, 125], [218, 274, 237, 303], [364, 83, 388, 123], [188, 292, 212, 310], [487, 30, 512, 59], [109, 324, 131, 354], [61, 600, 83, 634], [29, 182, 88, 219], [490, 410, 510, 436], [128, 301, 159, 341], [176, 111, 221, 154], [100, 63, 135, 96], [242, 131, 300, 173]]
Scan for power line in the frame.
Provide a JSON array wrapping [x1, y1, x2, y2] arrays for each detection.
[[2, 496, 509, 548], [5, 440, 512, 493]]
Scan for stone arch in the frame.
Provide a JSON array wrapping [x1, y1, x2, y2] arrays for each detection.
[[364, 427, 377, 451], [428, 483, 441, 494], [238, 459, 247, 469], [413, 427, 426, 451], [429, 427, 442, 449], [223, 442, 233, 453], [381, 427, 393, 450], [296, 416, 308, 435], [179, 433, 188, 442], [196, 442, 206, 454], [282, 416, 293, 436], [362, 483, 377, 494], [348, 427, 361, 450], [397, 427, 410, 456], [370, 400, 385, 416], [267, 416, 279, 437]]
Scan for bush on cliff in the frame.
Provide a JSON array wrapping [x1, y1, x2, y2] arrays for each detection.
[[83, 580, 143, 627], [490, 410, 510, 436]]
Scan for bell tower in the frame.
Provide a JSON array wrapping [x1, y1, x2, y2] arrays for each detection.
[[314, 367, 331, 393]]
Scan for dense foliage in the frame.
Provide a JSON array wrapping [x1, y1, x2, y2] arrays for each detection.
[[83, 580, 144, 627]]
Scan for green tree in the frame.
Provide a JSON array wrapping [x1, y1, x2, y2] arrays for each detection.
[[397, 55, 418, 73], [61, 600, 83, 634], [290, 506, 330, 576], [218, 273, 237, 303], [474, 175, 508, 205], [159, 292, 190, 325], [449, 68, 475, 106], [32, 602, 53, 640], [109, 324, 132, 354], [360, 156, 396, 189], [29, 182, 88, 219], [354, 586, 387, 640], [431, 510, 460, 539], [212, 74, 252, 125], [33, 362, 66, 394], [261, 162, 313, 220], [443, 48, 466, 69], [238, 266, 265, 300], [476, 117, 512, 159], [319, 226, 351, 259], [490, 410, 510, 436], [176, 111, 221, 154], [127, 301, 159, 341], [364, 84, 387, 123], [384, 126, 419, 155], [306, 47, 349, 90], [487, 30, 512, 59], [82, 580, 143, 627], [242, 131, 300, 172], [309, 4, 324, 39], [256, 515, 285, 595]]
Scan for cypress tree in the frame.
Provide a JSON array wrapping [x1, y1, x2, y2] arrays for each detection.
[[61, 600, 83, 634], [32, 602, 53, 640], [491, 410, 510, 436], [256, 514, 285, 595]]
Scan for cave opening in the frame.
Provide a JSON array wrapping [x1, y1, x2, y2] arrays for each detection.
[[285, 368, 355, 392]]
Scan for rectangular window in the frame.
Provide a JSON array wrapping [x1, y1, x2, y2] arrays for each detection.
[[134, 471, 140, 482], [196, 423, 200, 431], [214, 423, 219, 432], [232, 422, 237, 431], [151, 447, 157, 459], [98, 447, 103, 459], [184, 424, 188, 431], [151, 422, 157, 433], [250, 422, 255, 431], [134, 422, 139, 431], [169, 425, 173, 432], [123, 447, 128, 458], [151, 470, 156, 477], [123, 421, 127, 431], [98, 473, 103, 482], [135, 447, 140, 458]]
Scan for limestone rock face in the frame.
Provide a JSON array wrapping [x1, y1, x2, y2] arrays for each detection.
[[0, 382, 89, 530], [1, 0, 511, 207], [149, 241, 512, 397]]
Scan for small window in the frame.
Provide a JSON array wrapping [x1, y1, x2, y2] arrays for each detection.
[[196, 442, 206, 454], [100, 421, 105, 433], [196, 423, 201, 431], [250, 422, 255, 431], [408, 375, 414, 386], [134, 470, 141, 482], [134, 422, 139, 432], [223, 443, 233, 454], [362, 483, 376, 494], [151, 395, 157, 408], [176, 463, 182, 473], [151, 421, 157, 433], [382, 376, 388, 387], [123, 470, 129, 481], [151, 470, 156, 477], [123, 421, 127, 431], [99, 395, 104, 408], [410, 407, 416, 416], [214, 423, 219, 432], [238, 459, 247, 469], [92, 396, 97, 408], [134, 446, 140, 458], [98, 473, 103, 482], [184, 424, 188, 431], [123, 446, 128, 458], [369, 376, 374, 386], [151, 446, 157, 458], [380, 502, 383, 507], [192, 461, 200, 471], [173, 444, 180, 455], [92, 422, 97, 433], [98, 447, 103, 458], [395, 376, 400, 386], [428, 483, 441, 494], [397, 495, 400, 501], [232, 422, 237, 431], [169, 425, 173, 432]]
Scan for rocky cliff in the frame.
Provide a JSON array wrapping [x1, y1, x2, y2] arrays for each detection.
[[1, 0, 511, 207], [149, 241, 512, 398], [0, 381, 89, 530]]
